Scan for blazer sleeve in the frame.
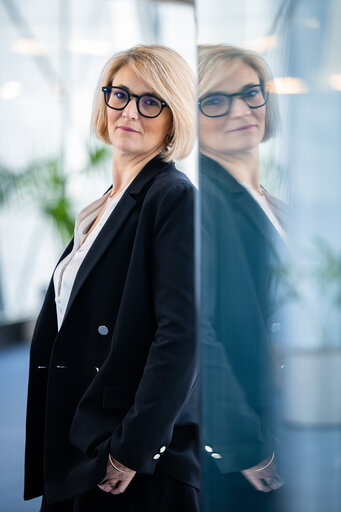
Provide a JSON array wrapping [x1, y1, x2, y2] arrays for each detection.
[[109, 181, 197, 474]]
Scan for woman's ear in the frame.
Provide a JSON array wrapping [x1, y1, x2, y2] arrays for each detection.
[[164, 120, 174, 148], [164, 133, 173, 151]]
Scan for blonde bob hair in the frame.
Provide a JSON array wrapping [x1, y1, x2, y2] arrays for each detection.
[[198, 44, 279, 142], [92, 45, 195, 162]]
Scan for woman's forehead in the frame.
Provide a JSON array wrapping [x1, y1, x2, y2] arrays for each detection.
[[206, 61, 260, 94], [111, 64, 156, 95]]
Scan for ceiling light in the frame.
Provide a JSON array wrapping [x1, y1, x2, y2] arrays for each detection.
[[0, 81, 23, 99], [243, 35, 278, 53], [329, 74, 341, 91], [267, 77, 309, 94], [12, 39, 47, 56]]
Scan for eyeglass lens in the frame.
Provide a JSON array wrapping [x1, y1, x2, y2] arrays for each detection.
[[105, 88, 163, 117], [200, 86, 267, 117]]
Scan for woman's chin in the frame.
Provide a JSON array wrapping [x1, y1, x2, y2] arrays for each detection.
[[112, 142, 142, 156]]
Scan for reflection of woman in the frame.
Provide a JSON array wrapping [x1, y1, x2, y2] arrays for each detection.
[[24, 45, 199, 512], [199, 45, 287, 511]]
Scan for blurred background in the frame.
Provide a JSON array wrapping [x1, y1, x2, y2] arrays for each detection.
[[1, 0, 341, 511]]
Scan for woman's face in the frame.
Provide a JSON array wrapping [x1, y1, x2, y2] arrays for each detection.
[[199, 62, 266, 156], [106, 65, 173, 159]]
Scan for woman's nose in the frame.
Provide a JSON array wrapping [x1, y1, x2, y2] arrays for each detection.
[[229, 96, 252, 117], [122, 97, 139, 119]]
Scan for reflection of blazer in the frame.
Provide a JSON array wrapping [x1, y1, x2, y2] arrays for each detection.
[[24, 156, 199, 504], [200, 154, 288, 473]]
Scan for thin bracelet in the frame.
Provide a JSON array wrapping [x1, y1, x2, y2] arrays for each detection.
[[109, 454, 131, 474], [253, 452, 275, 472]]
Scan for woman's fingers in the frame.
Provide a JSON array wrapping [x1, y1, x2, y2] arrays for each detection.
[[109, 474, 135, 495], [241, 465, 285, 493], [263, 475, 284, 490], [98, 479, 127, 493], [97, 480, 118, 493], [242, 472, 272, 492], [98, 457, 136, 494], [256, 465, 285, 491], [241, 453, 285, 493], [97, 480, 112, 492]]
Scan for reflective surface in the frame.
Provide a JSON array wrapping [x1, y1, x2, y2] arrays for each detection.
[[199, 43, 287, 512], [197, 1, 341, 511]]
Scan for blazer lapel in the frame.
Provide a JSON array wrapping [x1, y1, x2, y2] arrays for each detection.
[[233, 190, 286, 255], [62, 157, 174, 323], [200, 154, 286, 254]]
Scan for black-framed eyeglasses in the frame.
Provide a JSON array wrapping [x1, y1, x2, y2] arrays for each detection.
[[198, 84, 269, 118], [102, 86, 169, 118]]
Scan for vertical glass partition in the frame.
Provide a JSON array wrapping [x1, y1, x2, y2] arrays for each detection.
[[197, 1, 341, 511]]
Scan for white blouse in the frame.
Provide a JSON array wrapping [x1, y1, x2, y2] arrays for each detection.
[[53, 186, 128, 331], [243, 185, 289, 244]]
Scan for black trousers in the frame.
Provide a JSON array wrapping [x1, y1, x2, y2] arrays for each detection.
[[40, 471, 200, 512]]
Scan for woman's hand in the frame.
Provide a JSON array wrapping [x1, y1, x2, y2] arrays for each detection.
[[98, 455, 136, 495], [241, 453, 284, 493]]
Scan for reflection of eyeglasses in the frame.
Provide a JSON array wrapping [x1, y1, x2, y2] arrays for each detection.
[[198, 84, 269, 118], [102, 86, 169, 118]]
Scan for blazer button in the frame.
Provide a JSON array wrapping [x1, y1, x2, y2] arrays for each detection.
[[98, 325, 109, 336], [159, 446, 166, 453], [211, 453, 222, 459], [153, 454, 161, 460]]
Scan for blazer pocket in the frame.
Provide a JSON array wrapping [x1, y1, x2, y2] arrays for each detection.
[[103, 383, 136, 410]]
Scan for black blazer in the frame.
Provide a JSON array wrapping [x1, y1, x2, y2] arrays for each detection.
[[24, 156, 199, 504], [200, 154, 288, 473]]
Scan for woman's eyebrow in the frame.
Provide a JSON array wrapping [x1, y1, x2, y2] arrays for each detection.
[[222, 83, 261, 94], [205, 83, 261, 96], [112, 84, 157, 96], [239, 82, 261, 92]]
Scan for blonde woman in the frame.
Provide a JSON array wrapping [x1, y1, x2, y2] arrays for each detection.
[[199, 45, 286, 511], [24, 45, 199, 512]]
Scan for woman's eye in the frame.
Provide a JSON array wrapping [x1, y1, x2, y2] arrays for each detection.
[[143, 97, 158, 106], [244, 88, 259, 98], [204, 96, 224, 106], [114, 91, 127, 99]]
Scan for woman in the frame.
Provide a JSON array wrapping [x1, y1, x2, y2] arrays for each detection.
[[24, 45, 199, 511], [198, 45, 287, 511]]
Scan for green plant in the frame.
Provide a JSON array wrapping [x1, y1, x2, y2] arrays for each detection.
[[0, 145, 111, 245], [280, 235, 341, 349]]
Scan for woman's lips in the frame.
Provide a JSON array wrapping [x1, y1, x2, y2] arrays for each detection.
[[230, 124, 256, 132], [117, 125, 139, 133]]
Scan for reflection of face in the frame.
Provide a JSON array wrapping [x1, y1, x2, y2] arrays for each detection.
[[199, 62, 266, 156], [106, 65, 173, 158]]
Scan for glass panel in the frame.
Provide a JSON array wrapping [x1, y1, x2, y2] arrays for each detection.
[[197, 0, 341, 511]]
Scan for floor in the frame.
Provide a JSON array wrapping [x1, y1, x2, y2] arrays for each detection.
[[0, 345, 41, 512]]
